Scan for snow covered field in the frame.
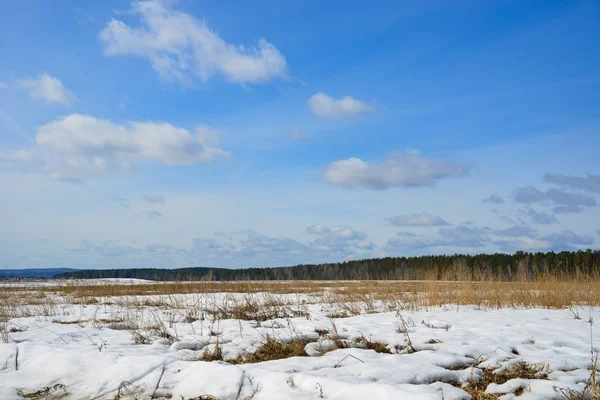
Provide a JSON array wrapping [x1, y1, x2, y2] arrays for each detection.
[[0, 278, 157, 289], [1, 282, 599, 399]]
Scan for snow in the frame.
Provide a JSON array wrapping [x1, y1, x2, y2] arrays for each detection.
[[1, 289, 598, 399], [0, 278, 155, 288]]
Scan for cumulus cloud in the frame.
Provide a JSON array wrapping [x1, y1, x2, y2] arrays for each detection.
[[0, 114, 232, 181], [322, 150, 469, 190], [306, 224, 331, 235], [142, 194, 165, 204], [14, 73, 75, 105], [305, 224, 374, 256], [513, 186, 596, 214], [306, 224, 367, 241], [543, 173, 600, 193], [307, 93, 373, 119], [99, 0, 287, 84], [385, 212, 449, 227], [520, 207, 558, 225], [482, 193, 505, 204]]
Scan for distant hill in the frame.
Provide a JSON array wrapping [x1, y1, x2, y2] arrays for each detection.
[[53, 250, 599, 282], [1, 268, 79, 279]]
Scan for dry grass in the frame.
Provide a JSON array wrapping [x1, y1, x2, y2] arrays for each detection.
[[200, 340, 224, 362], [321, 280, 600, 311], [462, 362, 549, 399], [44, 281, 331, 297], [353, 335, 391, 353], [234, 336, 311, 363], [4, 279, 600, 311]]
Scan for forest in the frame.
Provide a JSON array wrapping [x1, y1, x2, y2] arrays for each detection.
[[54, 250, 600, 281]]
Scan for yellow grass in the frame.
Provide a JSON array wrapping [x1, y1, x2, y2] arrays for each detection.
[[2, 278, 600, 311]]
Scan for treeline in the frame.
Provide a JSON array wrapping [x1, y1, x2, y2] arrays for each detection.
[[54, 250, 600, 282]]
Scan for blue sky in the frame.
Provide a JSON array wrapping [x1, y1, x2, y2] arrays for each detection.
[[1, 0, 599, 269]]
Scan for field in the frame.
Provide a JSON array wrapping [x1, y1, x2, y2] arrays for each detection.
[[1, 279, 599, 400]]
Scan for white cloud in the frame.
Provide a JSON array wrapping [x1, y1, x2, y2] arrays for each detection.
[[386, 212, 449, 227], [0, 114, 233, 181], [322, 150, 469, 190], [0, 82, 7, 89], [305, 224, 374, 258], [308, 92, 373, 119], [306, 224, 330, 235], [306, 225, 366, 241], [99, 0, 287, 84], [14, 74, 75, 106]]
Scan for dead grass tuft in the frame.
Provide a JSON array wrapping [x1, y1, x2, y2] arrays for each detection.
[[463, 361, 548, 400], [235, 336, 311, 363], [353, 335, 391, 354], [200, 344, 223, 362]]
